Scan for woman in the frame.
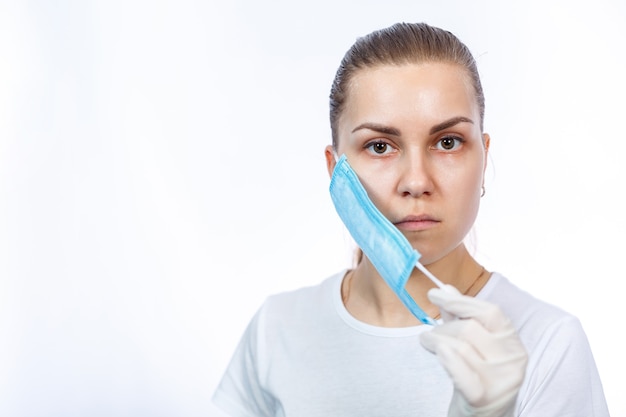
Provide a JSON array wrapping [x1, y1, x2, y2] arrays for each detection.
[[213, 22, 608, 416]]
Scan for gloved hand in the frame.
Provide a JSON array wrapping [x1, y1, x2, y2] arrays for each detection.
[[420, 285, 528, 417]]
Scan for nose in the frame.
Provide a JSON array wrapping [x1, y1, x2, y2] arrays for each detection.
[[396, 152, 434, 197]]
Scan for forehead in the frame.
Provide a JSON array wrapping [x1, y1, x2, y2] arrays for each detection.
[[341, 62, 479, 128]]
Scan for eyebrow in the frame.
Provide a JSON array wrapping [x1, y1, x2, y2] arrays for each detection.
[[351, 123, 401, 136], [429, 116, 474, 134], [351, 116, 474, 137]]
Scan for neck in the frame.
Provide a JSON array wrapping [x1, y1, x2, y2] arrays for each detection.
[[342, 244, 487, 327]]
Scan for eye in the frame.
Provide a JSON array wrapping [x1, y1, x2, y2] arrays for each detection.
[[365, 140, 394, 155], [435, 135, 464, 151]]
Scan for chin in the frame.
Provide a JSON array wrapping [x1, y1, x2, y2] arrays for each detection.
[[413, 241, 467, 267]]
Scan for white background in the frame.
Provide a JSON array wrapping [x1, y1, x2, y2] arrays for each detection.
[[1, 1, 625, 416]]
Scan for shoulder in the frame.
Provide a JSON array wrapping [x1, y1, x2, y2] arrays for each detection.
[[212, 271, 347, 417], [254, 270, 345, 335], [264, 271, 342, 309], [223, 270, 345, 361], [482, 273, 609, 415], [262, 271, 343, 313], [479, 273, 591, 372], [479, 272, 577, 334]]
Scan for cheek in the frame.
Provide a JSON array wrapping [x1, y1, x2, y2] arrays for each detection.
[[438, 158, 484, 214], [453, 168, 483, 227], [439, 153, 484, 190], [355, 169, 398, 213]]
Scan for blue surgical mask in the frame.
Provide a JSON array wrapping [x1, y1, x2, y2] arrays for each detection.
[[329, 154, 444, 326]]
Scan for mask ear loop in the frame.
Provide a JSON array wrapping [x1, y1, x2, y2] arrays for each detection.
[[415, 261, 446, 289]]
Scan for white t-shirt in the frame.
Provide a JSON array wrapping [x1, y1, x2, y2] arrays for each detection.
[[213, 271, 609, 417]]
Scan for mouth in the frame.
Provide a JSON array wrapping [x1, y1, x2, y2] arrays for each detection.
[[393, 214, 440, 232]]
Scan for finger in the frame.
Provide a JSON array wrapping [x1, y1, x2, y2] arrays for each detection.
[[426, 319, 494, 359], [425, 319, 528, 388], [427, 288, 512, 332], [423, 332, 486, 404], [437, 285, 460, 322]]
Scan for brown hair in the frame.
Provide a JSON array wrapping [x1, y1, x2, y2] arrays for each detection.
[[329, 22, 485, 148]]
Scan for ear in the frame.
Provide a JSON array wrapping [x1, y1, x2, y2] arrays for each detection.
[[482, 133, 491, 173], [324, 145, 337, 178]]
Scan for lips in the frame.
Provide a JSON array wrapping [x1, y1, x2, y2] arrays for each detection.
[[393, 214, 440, 231]]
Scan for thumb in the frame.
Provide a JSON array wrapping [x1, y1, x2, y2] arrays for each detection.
[[428, 286, 511, 332]]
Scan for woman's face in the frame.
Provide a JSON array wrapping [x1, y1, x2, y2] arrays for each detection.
[[326, 62, 489, 265]]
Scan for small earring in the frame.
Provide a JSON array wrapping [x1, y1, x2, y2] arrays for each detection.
[[481, 186, 486, 198]]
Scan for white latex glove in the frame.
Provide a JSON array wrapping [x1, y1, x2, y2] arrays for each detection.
[[420, 285, 528, 417]]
